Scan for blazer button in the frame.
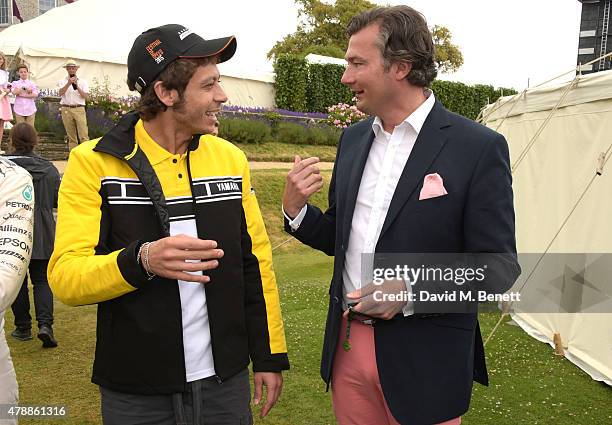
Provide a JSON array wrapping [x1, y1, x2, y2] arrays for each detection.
[[333, 296, 339, 304]]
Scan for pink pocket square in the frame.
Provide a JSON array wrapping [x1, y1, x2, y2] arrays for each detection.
[[419, 173, 448, 200]]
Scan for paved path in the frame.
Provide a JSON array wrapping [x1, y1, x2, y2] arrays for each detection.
[[52, 160, 334, 174]]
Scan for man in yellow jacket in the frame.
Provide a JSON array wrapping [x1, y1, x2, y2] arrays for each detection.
[[49, 24, 288, 425]]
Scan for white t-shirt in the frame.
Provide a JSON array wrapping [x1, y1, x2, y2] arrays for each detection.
[[169, 217, 216, 382]]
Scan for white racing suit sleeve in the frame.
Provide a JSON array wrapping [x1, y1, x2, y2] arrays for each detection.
[[0, 157, 34, 414]]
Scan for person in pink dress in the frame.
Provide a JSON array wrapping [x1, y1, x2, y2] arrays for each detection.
[[0, 52, 13, 146], [11, 64, 39, 127]]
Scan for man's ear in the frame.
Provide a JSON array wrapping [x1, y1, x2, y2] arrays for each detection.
[[394, 61, 412, 81], [153, 81, 178, 107]]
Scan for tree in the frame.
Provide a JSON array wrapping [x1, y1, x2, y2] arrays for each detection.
[[431, 25, 463, 73], [268, 0, 463, 73]]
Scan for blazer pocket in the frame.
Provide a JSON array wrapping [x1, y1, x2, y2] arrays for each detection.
[[405, 193, 452, 214]]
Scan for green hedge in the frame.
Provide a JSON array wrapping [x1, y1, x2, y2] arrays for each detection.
[[274, 54, 517, 119], [218, 118, 272, 144], [307, 63, 353, 113], [218, 118, 340, 146], [273, 55, 309, 113], [431, 80, 517, 120]]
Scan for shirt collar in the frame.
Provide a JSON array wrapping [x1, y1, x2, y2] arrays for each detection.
[[372, 88, 435, 138], [134, 119, 177, 166]]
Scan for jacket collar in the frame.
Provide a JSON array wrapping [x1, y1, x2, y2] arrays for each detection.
[[94, 111, 141, 159], [95, 111, 202, 161]]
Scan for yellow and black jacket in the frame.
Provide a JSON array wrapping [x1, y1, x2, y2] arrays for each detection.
[[48, 112, 288, 394]]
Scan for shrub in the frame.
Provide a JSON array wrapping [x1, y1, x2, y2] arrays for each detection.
[[307, 125, 341, 146], [218, 118, 272, 144], [326, 102, 368, 129], [307, 63, 353, 112], [274, 54, 518, 119], [275, 122, 308, 145], [431, 80, 518, 120], [273, 55, 309, 113], [86, 107, 116, 139], [35, 101, 66, 136], [87, 76, 139, 122]]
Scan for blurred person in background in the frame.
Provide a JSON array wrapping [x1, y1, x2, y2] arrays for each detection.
[[11, 65, 39, 127], [58, 60, 89, 151], [0, 156, 34, 424], [0, 52, 14, 148], [5, 123, 60, 348]]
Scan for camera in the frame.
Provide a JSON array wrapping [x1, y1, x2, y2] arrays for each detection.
[[69, 74, 78, 90]]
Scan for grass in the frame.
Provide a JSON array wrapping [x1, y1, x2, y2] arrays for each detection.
[[4, 169, 611, 424], [236, 142, 338, 163], [250, 168, 332, 251]]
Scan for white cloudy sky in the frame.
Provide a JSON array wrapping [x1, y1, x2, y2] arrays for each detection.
[[254, 0, 583, 91], [388, 1, 583, 90], [34, 0, 584, 91]]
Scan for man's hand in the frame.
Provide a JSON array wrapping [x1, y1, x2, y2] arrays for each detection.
[[68, 76, 78, 84], [253, 372, 283, 418], [146, 234, 224, 283], [282, 155, 323, 218], [345, 279, 407, 320]]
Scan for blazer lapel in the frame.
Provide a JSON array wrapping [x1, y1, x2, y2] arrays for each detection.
[[379, 101, 451, 239], [341, 127, 375, 245]]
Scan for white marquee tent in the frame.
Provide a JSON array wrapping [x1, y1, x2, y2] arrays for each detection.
[[0, 0, 299, 107], [481, 69, 612, 385]]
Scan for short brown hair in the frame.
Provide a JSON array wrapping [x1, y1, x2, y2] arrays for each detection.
[[133, 57, 217, 121], [347, 6, 437, 87], [10, 122, 38, 154], [0, 52, 6, 71]]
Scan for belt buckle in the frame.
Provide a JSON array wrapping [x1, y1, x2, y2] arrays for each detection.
[[360, 318, 376, 326]]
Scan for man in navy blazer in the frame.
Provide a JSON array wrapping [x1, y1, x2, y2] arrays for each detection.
[[282, 5, 520, 425]]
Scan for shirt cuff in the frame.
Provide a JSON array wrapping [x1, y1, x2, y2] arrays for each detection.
[[282, 205, 307, 231], [402, 278, 414, 316]]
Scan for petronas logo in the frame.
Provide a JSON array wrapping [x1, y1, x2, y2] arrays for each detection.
[[22, 184, 33, 202]]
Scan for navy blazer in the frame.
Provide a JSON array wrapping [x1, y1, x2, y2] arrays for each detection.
[[285, 101, 520, 425]]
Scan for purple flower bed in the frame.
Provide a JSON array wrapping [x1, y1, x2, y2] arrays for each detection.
[[273, 108, 327, 120], [221, 105, 327, 120], [222, 104, 267, 114]]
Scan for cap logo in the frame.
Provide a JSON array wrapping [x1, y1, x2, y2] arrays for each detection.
[[146, 39, 165, 64], [178, 27, 193, 40]]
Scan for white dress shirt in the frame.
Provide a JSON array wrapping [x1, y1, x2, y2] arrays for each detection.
[[58, 76, 89, 106], [285, 91, 436, 316]]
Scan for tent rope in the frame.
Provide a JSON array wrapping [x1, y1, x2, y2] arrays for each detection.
[[484, 142, 612, 347], [272, 236, 295, 252], [477, 91, 521, 124], [510, 77, 579, 174], [492, 90, 527, 132], [479, 50, 612, 126]]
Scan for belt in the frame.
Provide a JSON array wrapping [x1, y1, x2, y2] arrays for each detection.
[[60, 104, 84, 108]]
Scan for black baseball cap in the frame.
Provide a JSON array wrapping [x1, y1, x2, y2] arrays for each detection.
[[127, 24, 237, 94]]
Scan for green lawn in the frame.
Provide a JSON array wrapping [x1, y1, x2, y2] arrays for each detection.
[[4, 169, 611, 424], [237, 142, 338, 163]]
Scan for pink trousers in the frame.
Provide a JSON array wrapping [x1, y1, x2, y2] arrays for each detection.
[[331, 316, 461, 425]]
